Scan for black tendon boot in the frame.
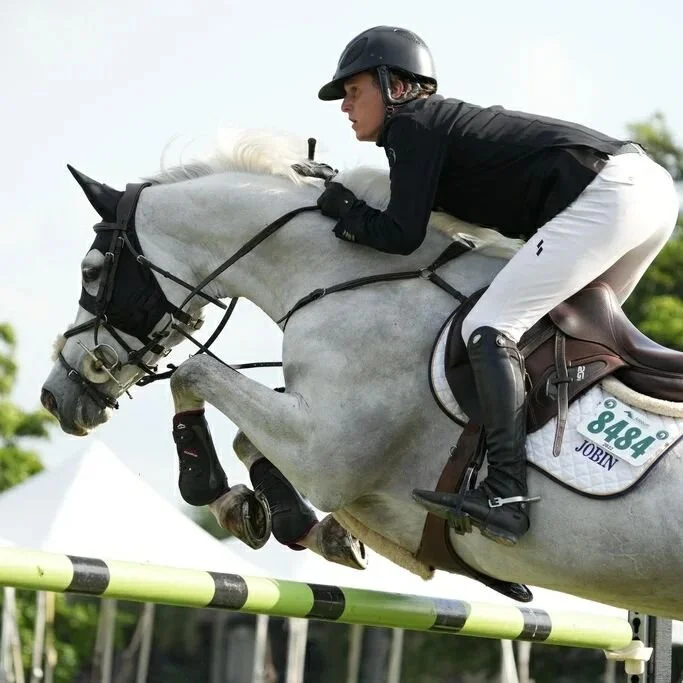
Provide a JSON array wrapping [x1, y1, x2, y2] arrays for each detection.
[[249, 458, 319, 549], [415, 327, 539, 546], [172, 410, 229, 506]]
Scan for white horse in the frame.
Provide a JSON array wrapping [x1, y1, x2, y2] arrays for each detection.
[[41, 130, 683, 619]]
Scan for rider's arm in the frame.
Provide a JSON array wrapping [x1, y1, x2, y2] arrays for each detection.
[[330, 118, 446, 255]]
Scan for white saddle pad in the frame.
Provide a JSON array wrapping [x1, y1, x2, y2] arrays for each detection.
[[430, 316, 683, 497]]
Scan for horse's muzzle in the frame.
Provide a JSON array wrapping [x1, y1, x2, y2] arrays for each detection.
[[40, 385, 90, 436]]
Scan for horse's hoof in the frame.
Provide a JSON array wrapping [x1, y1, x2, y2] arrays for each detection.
[[210, 484, 272, 549], [316, 515, 367, 570]]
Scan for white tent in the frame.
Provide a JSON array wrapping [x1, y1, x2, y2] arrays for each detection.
[[0, 442, 270, 683], [0, 440, 264, 575]]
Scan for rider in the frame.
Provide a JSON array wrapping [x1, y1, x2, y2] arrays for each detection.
[[316, 25, 678, 546]]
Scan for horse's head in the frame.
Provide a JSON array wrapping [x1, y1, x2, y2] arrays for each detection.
[[41, 166, 201, 435]]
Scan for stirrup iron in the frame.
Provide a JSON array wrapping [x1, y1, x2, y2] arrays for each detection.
[[489, 495, 541, 508]]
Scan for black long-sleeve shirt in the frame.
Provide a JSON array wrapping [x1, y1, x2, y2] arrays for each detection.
[[332, 95, 625, 254]]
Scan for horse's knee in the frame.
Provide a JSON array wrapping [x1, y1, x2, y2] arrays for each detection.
[[232, 430, 263, 468], [170, 357, 202, 393], [170, 358, 206, 411], [233, 432, 353, 512]]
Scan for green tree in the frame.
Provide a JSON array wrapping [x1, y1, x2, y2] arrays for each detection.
[[0, 323, 49, 489], [0, 322, 103, 683], [621, 113, 683, 349], [627, 111, 683, 181]]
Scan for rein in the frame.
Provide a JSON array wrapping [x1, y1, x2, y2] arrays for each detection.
[[151, 237, 472, 385], [62, 180, 471, 405], [277, 239, 470, 327]]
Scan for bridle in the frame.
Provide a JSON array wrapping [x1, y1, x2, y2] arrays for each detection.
[[59, 180, 318, 411], [60, 178, 472, 412]]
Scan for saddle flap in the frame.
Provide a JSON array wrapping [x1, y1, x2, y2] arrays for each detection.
[[416, 424, 534, 602], [444, 289, 487, 424], [442, 288, 627, 433]]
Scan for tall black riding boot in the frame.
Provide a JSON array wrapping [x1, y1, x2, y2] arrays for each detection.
[[461, 326, 536, 544], [415, 326, 538, 546]]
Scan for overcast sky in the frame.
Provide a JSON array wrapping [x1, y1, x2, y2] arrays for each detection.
[[3, 0, 682, 508]]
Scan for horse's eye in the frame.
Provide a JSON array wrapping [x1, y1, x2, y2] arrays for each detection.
[[82, 266, 100, 283]]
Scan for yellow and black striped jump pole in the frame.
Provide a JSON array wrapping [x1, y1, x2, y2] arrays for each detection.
[[0, 546, 634, 652]]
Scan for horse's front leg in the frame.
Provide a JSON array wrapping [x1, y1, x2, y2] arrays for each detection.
[[170, 354, 310, 472], [169, 397, 272, 549], [171, 355, 370, 511], [170, 356, 366, 568], [169, 355, 311, 543], [227, 430, 367, 569]]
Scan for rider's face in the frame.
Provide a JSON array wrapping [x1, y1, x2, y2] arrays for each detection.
[[340, 72, 386, 143]]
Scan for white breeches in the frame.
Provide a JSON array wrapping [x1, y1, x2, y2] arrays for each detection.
[[462, 149, 679, 345]]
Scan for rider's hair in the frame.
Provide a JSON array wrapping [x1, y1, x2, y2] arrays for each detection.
[[372, 68, 437, 100]]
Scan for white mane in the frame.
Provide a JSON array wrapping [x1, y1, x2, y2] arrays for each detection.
[[144, 129, 522, 259], [143, 129, 321, 188]]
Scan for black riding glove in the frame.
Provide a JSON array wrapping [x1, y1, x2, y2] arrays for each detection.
[[317, 181, 363, 219], [291, 160, 337, 183]]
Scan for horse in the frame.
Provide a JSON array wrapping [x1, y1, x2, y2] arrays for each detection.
[[40, 130, 683, 619]]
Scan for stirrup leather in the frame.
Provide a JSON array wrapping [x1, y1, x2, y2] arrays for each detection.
[[448, 468, 477, 535]]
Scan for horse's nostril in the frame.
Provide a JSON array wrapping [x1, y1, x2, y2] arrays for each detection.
[[40, 388, 58, 416]]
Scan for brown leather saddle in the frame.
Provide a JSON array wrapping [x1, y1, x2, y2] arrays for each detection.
[[447, 280, 683, 446], [417, 279, 683, 600]]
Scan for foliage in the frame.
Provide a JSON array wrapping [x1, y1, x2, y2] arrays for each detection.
[[621, 114, 683, 349], [627, 111, 683, 181], [0, 325, 50, 488], [0, 322, 53, 489], [401, 631, 500, 682], [0, 443, 43, 491], [6, 592, 100, 683], [622, 230, 683, 349], [0, 321, 103, 683]]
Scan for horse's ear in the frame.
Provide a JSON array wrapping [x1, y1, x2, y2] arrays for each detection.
[[67, 164, 123, 223]]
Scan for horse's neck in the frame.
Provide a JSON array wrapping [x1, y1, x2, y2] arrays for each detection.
[[134, 172, 463, 322], [134, 173, 322, 320]]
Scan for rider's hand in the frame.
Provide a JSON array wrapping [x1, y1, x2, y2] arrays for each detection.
[[291, 160, 337, 183], [317, 181, 361, 219]]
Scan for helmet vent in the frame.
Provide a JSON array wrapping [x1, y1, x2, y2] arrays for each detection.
[[339, 37, 368, 69], [394, 28, 425, 46]]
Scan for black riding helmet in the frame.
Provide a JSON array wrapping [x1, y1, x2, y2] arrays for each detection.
[[318, 26, 437, 104]]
